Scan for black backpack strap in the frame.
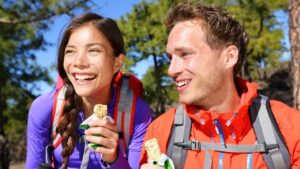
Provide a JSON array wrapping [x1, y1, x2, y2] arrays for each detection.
[[167, 104, 191, 169], [249, 95, 290, 169]]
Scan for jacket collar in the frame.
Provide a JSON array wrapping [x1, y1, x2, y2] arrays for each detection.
[[183, 78, 258, 142]]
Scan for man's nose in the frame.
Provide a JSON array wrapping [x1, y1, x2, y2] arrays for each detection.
[[168, 56, 182, 77]]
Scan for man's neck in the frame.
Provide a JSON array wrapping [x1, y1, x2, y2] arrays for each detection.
[[200, 78, 241, 113]]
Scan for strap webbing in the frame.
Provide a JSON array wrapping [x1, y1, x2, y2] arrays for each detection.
[[249, 95, 290, 169], [80, 139, 90, 169], [167, 104, 191, 169], [174, 140, 273, 153], [167, 95, 290, 169], [52, 86, 66, 147], [204, 151, 212, 169], [117, 74, 134, 154]]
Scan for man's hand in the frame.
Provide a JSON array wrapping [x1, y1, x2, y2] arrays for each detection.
[[141, 163, 164, 169], [85, 117, 119, 163]]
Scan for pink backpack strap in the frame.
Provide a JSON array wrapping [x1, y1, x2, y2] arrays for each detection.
[[52, 86, 66, 148]]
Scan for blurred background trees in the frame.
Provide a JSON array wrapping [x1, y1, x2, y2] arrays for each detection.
[[119, 0, 292, 115], [0, 0, 91, 168], [0, 0, 298, 168]]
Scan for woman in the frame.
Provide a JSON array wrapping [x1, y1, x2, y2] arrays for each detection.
[[26, 13, 152, 169]]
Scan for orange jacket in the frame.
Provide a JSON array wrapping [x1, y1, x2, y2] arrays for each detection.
[[140, 79, 300, 169]]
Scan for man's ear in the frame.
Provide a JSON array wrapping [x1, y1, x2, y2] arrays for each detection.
[[113, 54, 125, 73], [223, 45, 239, 69]]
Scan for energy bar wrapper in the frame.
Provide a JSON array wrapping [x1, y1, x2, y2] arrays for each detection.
[[145, 138, 175, 169]]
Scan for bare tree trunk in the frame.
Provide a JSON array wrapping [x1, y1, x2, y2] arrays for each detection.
[[0, 88, 9, 169], [152, 54, 165, 115], [289, 0, 300, 110]]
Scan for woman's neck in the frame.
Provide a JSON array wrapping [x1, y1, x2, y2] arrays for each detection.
[[82, 88, 113, 118]]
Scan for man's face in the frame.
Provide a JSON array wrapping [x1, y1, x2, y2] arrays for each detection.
[[166, 20, 226, 106]]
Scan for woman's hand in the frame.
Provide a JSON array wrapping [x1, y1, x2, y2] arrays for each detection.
[[84, 117, 119, 163]]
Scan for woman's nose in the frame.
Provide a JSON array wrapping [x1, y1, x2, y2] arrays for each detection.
[[74, 51, 88, 68]]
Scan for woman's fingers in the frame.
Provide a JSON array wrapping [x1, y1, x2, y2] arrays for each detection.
[[85, 126, 119, 140], [83, 117, 119, 163], [85, 134, 118, 149], [87, 117, 117, 132]]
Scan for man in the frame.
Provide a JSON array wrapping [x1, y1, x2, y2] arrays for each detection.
[[140, 2, 300, 169]]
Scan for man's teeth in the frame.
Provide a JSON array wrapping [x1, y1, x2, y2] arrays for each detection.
[[176, 80, 189, 87], [75, 75, 96, 80]]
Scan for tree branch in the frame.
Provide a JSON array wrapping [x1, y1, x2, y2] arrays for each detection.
[[0, 0, 89, 24]]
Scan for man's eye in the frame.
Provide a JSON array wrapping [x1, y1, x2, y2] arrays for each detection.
[[181, 52, 189, 57]]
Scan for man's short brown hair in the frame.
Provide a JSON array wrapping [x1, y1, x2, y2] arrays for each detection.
[[166, 2, 249, 76]]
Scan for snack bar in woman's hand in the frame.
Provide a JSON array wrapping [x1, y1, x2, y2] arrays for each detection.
[[79, 104, 107, 129]]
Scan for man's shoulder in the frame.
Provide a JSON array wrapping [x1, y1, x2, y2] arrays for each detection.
[[269, 100, 300, 116], [269, 99, 300, 135], [144, 106, 178, 153], [148, 107, 177, 130], [268, 100, 300, 159]]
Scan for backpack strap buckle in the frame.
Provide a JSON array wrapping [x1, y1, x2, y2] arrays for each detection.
[[174, 140, 201, 150], [263, 142, 279, 153]]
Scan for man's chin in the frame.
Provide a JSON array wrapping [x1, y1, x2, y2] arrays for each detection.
[[179, 96, 193, 105]]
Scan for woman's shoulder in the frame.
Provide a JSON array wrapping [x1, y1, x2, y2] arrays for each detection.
[[28, 89, 57, 127], [30, 89, 56, 111]]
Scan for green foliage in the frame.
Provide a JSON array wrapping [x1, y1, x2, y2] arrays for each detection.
[[224, 0, 287, 79], [119, 0, 287, 115], [142, 65, 178, 115], [118, 0, 174, 114], [119, 0, 169, 68], [0, 0, 91, 163]]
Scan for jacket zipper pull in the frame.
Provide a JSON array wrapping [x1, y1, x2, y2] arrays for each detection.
[[226, 112, 238, 126], [195, 109, 205, 125], [213, 119, 219, 134]]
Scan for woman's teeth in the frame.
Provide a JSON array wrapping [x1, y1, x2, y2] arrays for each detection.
[[75, 74, 96, 80]]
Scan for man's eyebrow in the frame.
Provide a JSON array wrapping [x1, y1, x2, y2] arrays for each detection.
[[171, 47, 193, 53]]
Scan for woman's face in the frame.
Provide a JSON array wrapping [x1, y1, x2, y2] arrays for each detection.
[[63, 24, 123, 103]]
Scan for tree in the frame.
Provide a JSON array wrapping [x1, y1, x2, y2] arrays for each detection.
[[0, 0, 91, 167], [119, 0, 288, 115], [289, 0, 300, 110], [225, 1, 287, 80], [119, 0, 176, 115]]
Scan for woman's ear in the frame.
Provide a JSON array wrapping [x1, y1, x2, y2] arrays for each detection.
[[223, 45, 239, 69], [113, 54, 125, 73]]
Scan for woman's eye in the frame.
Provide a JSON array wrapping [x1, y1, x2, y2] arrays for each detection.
[[64, 50, 75, 55], [89, 49, 101, 55]]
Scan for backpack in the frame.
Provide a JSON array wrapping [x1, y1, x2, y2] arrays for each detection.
[[167, 95, 290, 169], [40, 72, 144, 169]]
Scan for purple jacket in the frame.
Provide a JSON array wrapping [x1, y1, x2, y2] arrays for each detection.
[[26, 87, 152, 169]]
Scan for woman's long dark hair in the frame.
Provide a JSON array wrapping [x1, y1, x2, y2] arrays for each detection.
[[56, 12, 124, 169]]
